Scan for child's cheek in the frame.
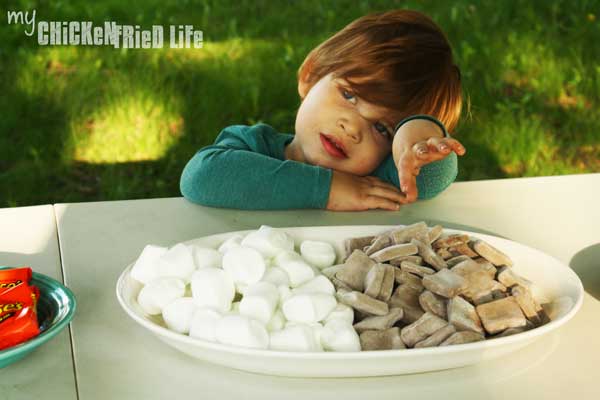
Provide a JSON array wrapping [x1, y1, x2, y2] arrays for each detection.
[[351, 154, 379, 176]]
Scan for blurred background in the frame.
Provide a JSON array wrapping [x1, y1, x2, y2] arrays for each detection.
[[1, 0, 599, 208]]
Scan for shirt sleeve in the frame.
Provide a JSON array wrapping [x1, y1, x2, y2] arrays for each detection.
[[180, 124, 332, 210]]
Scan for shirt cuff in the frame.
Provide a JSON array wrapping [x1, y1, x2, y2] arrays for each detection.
[[394, 114, 450, 138]]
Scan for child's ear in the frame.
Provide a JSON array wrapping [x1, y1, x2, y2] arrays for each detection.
[[297, 61, 313, 99], [298, 78, 310, 99]]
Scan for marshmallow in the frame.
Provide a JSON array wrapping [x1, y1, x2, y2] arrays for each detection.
[[241, 225, 294, 258], [266, 309, 286, 332], [277, 285, 292, 305], [131, 245, 168, 284], [300, 240, 336, 269], [162, 297, 197, 334], [190, 268, 235, 313], [188, 245, 223, 269], [274, 251, 314, 287], [189, 308, 222, 342], [309, 264, 322, 277], [295, 255, 320, 276], [269, 324, 322, 352], [282, 293, 337, 323], [239, 282, 279, 324], [215, 315, 269, 349], [235, 283, 248, 295], [293, 275, 335, 295], [286, 321, 324, 350], [264, 257, 276, 268], [218, 234, 244, 254], [262, 266, 290, 287], [321, 319, 361, 352], [156, 243, 197, 282], [324, 303, 355, 325], [222, 246, 266, 285], [137, 277, 186, 315]]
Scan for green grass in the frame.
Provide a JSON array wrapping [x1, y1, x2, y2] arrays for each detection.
[[1, 0, 599, 207]]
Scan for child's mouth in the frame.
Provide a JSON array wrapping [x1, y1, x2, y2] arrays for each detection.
[[320, 133, 348, 159]]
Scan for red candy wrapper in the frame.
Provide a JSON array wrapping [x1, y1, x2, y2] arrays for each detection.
[[0, 267, 41, 350], [0, 267, 32, 294]]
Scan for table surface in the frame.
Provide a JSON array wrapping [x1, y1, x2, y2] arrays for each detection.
[[0, 205, 77, 400], [3, 173, 599, 399]]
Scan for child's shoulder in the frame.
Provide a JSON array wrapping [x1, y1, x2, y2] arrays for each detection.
[[214, 123, 293, 158], [219, 122, 290, 138]]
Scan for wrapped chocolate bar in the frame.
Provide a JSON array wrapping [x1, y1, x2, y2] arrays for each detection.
[[0, 267, 41, 350]]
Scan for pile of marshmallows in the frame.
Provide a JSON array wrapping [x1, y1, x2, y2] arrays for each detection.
[[130, 226, 361, 352]]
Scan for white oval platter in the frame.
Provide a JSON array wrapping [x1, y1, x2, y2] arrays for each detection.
[[116, 225, 583, 377]]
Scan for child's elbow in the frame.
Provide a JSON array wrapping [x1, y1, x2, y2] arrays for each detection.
[[180, 168, 202, 204], [180, 157, 212, 205], [416, 154, 458, 200], [417, 179, 453, 200]]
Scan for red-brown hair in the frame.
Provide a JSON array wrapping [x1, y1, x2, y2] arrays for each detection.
[[298, 9, 462, 133]]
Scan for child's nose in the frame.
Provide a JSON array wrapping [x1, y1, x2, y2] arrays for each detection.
[[338, 118, 362, 143]]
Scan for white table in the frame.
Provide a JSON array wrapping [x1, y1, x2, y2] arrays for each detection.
[[54, 173, 600, 399], [0, 205, 77, 400]]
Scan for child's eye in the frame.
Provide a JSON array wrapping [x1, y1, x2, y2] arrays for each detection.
[[374, 122, 391, 138], [341, 89, 357, 104], [338, 84, 391, 140]]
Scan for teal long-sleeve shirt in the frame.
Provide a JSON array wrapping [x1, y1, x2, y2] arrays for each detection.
[[180, 123, 457, 210]]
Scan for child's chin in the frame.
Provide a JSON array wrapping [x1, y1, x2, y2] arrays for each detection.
[[304, 154, 335, 169], [330, 164, 371, 176], [340, 164, 375, 176], [306, 154, 370, 175]]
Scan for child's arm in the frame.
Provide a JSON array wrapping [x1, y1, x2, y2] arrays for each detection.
[[372, 116, 465, 200], [180, 124, 332, 210], [372, 151, 458, 200]]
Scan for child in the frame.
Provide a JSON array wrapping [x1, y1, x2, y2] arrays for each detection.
[[180, 9, 466, 211]]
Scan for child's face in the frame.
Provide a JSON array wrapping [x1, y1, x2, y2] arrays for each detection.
[[291, 73, 396, 176]]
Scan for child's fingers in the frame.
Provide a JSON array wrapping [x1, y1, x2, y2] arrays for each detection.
[[444, 138, 466, 156], [412, 140, 442, 163], [367, 184, 409, 205], [395, 151, 420, 202], [426, 137, 451, 154], [367, 176, 405, 196], [413, 140, 445, 161], [399, 172, 418, 203], [412, 137, 466, 166], [412, 142, 430, 159], [427, 137, 466, 156], [365, 195, 402, 211]]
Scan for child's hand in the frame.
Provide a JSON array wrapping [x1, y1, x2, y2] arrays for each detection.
[[327, 170, 408, 211], [392, 119, 466, 203]]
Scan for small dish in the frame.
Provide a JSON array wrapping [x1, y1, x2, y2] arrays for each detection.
[[0, 267, 77, 368]]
